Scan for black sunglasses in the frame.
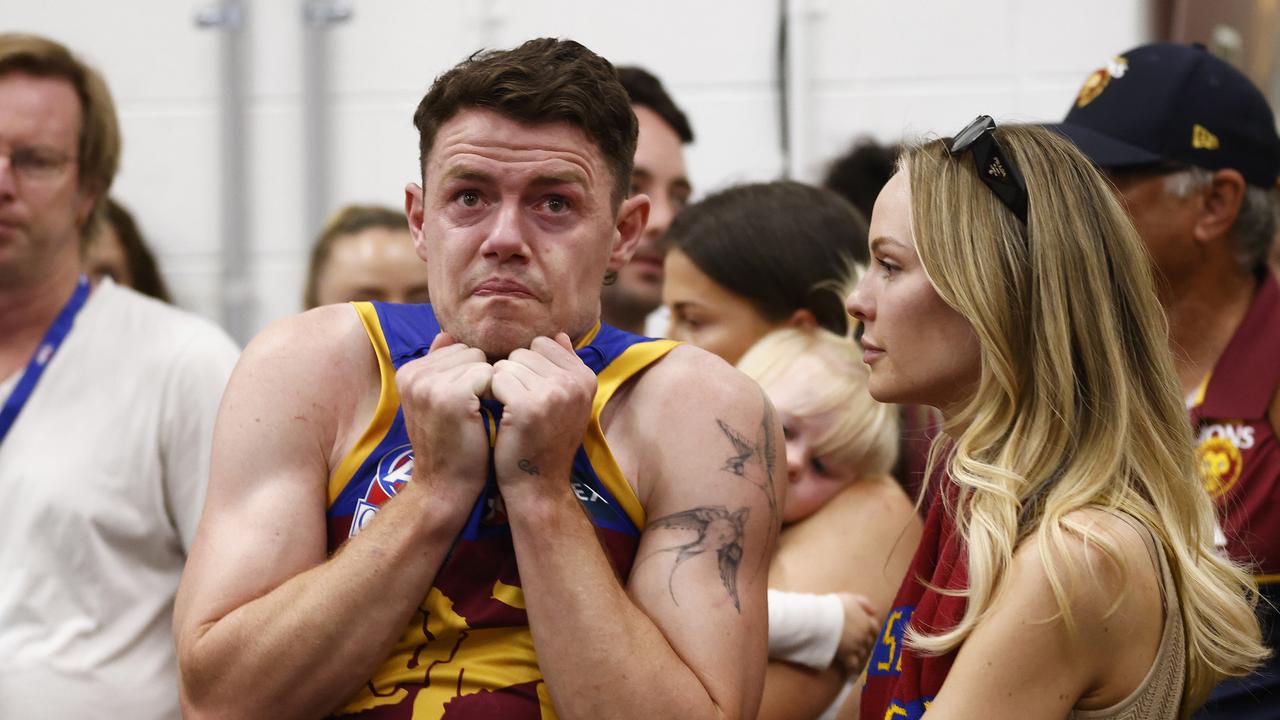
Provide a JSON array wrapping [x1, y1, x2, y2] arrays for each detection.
[[947, 115, 1029, 225]]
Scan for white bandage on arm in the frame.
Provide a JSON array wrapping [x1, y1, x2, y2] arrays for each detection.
[[767, 589, 845, 670]]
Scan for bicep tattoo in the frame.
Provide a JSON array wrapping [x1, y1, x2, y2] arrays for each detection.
[[647, 506, 750, 611], [639, 395, 782, 612], [716, 394, 781, 558]]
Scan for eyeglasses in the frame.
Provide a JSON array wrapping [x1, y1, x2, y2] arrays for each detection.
[[947, 115, 1028, 225], [0, 146, 77, 184]]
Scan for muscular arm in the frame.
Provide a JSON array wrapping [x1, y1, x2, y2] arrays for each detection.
[[760, 477, 922, 720], [173, 308, 480, 719], [496, 344, 781, 719]]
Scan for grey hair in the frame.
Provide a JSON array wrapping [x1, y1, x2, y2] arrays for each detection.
[[1165, 167, 1279, 273]]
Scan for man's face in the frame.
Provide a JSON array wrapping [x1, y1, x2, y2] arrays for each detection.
[[312, 226, 431, 307], [406, 108, 648, 359], [601, 104, 689, 318], [1106, 170, 1203, 302], [0, 72, 93, 284]]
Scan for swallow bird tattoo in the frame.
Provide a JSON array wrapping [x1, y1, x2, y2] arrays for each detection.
[[648, 505, 750, 612], [717, 420, 756, 476], [718, 408, 781, 576]]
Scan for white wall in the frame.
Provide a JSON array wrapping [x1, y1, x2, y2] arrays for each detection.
[[3, 0, 1149, 341]]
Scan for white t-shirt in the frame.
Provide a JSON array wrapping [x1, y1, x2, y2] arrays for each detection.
[[0, 280, 239, 720]]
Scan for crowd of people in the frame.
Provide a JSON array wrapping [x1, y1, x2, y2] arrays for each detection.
[[0, 28, 1277, 720]]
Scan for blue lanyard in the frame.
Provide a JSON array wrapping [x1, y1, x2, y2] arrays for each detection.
[[0, 276, 92, 446]]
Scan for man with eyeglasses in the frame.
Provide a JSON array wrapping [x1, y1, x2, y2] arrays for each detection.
[[0, 33, 238, 719], [1055, 42, 1280, 719]]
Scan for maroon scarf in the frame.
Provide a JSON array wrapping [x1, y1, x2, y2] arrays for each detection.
[[861, 480, 968, 719]]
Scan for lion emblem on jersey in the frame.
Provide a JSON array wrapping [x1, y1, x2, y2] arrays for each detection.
[[1197, 436, 1243, 499]]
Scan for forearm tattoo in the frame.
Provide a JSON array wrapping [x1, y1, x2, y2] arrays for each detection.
[[647, 506, 750, 611]]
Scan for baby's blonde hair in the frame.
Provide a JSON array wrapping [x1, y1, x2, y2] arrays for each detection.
[[737, 325, 898, 480]]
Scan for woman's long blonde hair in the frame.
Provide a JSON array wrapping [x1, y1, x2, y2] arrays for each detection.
[[901, 124, 1266, 708]]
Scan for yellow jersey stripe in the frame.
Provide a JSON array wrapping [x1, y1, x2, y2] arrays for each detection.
[[1188, 372, 1210, 409], [585, 339, 680, 529], [492, 579, 527, 609], [327, 302, 402, 506], [575, 321, 601, 349]]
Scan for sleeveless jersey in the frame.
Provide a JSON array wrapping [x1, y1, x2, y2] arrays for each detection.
[[1189, 271, 1280, 717], [325, 302, 676, 719]]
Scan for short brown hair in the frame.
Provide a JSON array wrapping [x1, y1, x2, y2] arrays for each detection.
[[0, 33, 121, 226], [616, 66, 693, 144], [304, 204, 409, 309], [413, 38, 637, 205]]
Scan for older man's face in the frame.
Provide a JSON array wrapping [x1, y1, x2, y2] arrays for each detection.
[[1106, 169, 1204, 303], [0, 72, 94, 284]]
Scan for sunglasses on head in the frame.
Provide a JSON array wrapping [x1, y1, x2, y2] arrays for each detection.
[[947, 115, 1029, 225]]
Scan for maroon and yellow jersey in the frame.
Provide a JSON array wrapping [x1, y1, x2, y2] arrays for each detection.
[[1190, 272, 1280, 716], [1189, 271, 1280, 581], [325, 302, 676, 718]]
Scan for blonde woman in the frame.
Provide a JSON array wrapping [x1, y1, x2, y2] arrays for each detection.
[[737, 327, 922, 719], [847, 118, 1266, 719]]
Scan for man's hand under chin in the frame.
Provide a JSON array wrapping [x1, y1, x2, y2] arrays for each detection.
[[490, 332, 598, 495]]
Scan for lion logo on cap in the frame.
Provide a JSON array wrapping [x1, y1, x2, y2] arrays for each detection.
[[1076, 56, 1129, 108]]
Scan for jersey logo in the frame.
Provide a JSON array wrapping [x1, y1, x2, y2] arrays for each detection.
[[868, 605, 914, 677], [350, 444, 414, 537], [884, 697, 932, 720], [1198, 422, 1255, 450], [1198, 435, 1243, 499], [482, 491, 509, 526], [572, 481, 609, 504]]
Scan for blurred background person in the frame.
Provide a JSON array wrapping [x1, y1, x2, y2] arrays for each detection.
[[303, 202, 427, 309], [600, 65, 694, 336], [83, 196, 172, 302], [738, 326, 920, 720], [0, 33, 238, 719], [1054, 42, 1280, 718], [662, 181, 865, 365], [821, 137, 899, 264], [850, 120, 1265, 719]]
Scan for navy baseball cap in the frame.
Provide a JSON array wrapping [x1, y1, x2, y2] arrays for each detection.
[[1052, 42, 1280, 189]]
